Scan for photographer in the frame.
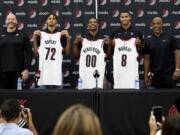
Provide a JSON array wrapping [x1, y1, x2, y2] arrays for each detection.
[[0, 98, 38, 135]]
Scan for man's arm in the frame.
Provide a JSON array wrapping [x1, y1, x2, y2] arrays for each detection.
[[23, 108, 38, 135], [33, 30, 41, 57], [135, 31, 145, 53], [172, 50, 180, 80], [103, 38, 111, 57], [61, 30, 71, 56], [111, 39, 115, 55], [73, 36, 83, 59], [22, 33, 33, 82], [144, 54, 150, 86]]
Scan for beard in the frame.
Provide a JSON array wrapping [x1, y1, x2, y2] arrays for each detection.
[[7, 23, 16, 29], [48, 24, 56, 27]]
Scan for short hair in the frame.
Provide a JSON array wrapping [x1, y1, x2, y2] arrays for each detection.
[[88, 17, 98, 24], [120, 10, 131, 16], [175, 96, 180, 113], [162, 115, 180, 135], [53, 104, 102, 135], [46, 13, 58, 21], [1, 98, 21, 122]]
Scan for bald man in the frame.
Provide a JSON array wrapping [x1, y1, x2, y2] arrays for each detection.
[[0, 13, 32, 89], [144, 17, 180, 88]]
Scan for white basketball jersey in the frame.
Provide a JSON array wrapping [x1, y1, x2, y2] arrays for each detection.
[[79, 38, 106, 89], [38, 31, 63, 86], [113, 38, 139, 89]]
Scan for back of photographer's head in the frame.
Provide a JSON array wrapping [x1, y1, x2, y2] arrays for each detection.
[[162, 115, 180, 135], [175, 96, 180, 115], [1, 98, 21, 122], [53, 104, 102, 135]]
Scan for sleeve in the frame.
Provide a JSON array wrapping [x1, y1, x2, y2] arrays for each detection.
[[144, 39, 151, 54], [37, 36, 40, 47], [135, 31, 144, 43], [23, 33, 33, 71], [171, 36, 180, 51], [60, 35, 67, 48]]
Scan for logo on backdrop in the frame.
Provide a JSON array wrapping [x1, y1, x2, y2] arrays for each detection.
[[53, 10, 59, 16], [6, 10, 12, 17], [18, 0, 24, 6], [64, 69, 70, 77], [29, 34, 34, 42], [162, 8, 169, 17], [168, 104, 176, 115], [64, 0, 70, 6], [112, 9, 119, 17], [64, 21, 70, 29], [17, 99, 27, 106], [174, 0, 180, 5], [137, 9, 144, 17], [149, 0, 156, 5], [100, 0, 107, 5], [41, 21, 47, 30], [30, 10, 36, 18], [174, 21, 180, 29], [31, 57, 36, 66], [18, 22, 24, 30], [124, 0, 131, 5], [100, 21, 107, 29], [76, 9, 82, 18], [86, 0, 93, 6], [42, 0, 48, 6]]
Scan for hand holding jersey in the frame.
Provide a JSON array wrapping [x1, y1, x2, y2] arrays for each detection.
[[112, 38, 139, 89], [73, 18, 111, 89]]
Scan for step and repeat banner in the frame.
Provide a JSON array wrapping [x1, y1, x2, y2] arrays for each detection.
[[0, 0, 179, 88]]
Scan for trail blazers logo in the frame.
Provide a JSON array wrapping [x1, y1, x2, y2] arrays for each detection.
[[18, 0, 24, 6], [112, 9, 119, 17], [64, 0, 70, 6], [100, 0, 107, 5], [30, 10, 36, 18], [86, 0, 93, 6], [18, 22, 24, 30], [137, 9, 144, 17], [42, 0, 48, 6], [76, 9, 82, 18], [149, 0, 156, 5], [124, 0, 131, 5], [174, 0, 180, 5], [162, 8, 169, 17]]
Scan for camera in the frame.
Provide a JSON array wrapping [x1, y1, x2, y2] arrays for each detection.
[[152, 106, 163, 123], [21, 106, 28, 114]]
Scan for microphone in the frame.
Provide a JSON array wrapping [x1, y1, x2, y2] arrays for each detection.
[[93, 69, 100, 79]]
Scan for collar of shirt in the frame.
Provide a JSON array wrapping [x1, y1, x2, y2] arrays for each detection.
[[152, 32, 164, 38], [85, 31, 102, 40], [45, 28, 58, 33], [0, 123, 18, 128], [5, 29, 18, 35], [120, 25, 133, 33]]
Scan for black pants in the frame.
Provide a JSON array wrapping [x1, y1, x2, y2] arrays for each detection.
[[151, 73, 176, 88], [0, 72, 20, 89]]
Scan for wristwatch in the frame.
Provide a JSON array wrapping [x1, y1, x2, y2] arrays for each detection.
[[175, 68, 180, 72]]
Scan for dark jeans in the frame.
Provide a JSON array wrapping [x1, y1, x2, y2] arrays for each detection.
[[151, 73, 176, 88], [0, 71, 20, 89]]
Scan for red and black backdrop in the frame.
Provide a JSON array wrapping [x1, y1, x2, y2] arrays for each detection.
[[0, 0, 179, 88]]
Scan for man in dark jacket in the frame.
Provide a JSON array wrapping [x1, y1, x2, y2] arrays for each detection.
[[0, 13, 32, 89]]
